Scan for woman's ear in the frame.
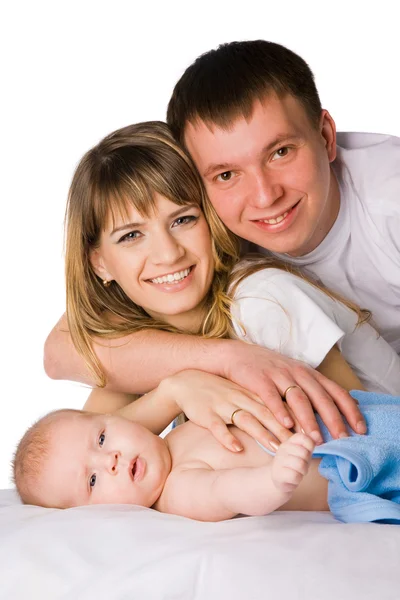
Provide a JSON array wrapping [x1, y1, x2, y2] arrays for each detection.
[[90, 248, 114, 283]]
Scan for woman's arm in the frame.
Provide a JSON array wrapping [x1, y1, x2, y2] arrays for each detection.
[[83, 389, 139, 413], [317, 346, 365, 392], [83, 374, 293, 450]]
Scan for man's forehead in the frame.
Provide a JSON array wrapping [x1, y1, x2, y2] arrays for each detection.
[[184, 93, 306, 137]]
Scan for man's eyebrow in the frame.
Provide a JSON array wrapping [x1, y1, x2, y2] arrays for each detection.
[[110, 204, 198, 236], [203, 135, 303, 178]]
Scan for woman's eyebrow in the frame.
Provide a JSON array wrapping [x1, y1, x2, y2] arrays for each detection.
[[111, 204, 198, 235], [111, 221, 145, 235]]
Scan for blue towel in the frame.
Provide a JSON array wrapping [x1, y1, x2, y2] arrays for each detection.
[[314, 390, 400, 524]]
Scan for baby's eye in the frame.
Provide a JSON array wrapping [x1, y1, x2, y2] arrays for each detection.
[[118, 230, 142, 243], [272, 146, 290, 161], [172, 215, 198, 228], [99, 432, 106, 447], [216, 171, 233, 182], [89, 474, 97, 488]]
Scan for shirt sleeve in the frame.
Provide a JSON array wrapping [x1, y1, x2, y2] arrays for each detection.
[[231, 269, 346, 368]]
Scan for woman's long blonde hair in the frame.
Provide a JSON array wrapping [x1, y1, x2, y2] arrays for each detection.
[[65, 122, 239, 386], [65, 121, 370, 387]]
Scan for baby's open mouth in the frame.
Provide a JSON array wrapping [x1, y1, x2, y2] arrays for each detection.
[[130, 458, 138, 481]]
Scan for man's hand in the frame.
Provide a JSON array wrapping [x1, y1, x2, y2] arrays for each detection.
[[222, 341, 366, 443]]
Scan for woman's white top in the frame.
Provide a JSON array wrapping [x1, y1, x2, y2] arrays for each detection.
[[231, 267, 400, 395]]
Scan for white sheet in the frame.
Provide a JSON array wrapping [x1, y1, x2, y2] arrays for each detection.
[[1, 488, 400, 600]]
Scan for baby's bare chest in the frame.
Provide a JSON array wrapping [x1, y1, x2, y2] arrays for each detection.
[[166, 422, 271, 470]]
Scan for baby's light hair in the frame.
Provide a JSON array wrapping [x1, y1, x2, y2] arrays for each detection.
[[12, 409, 85, 506]]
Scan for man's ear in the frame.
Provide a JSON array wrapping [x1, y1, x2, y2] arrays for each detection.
[[90, 248, 114, 283], [319, 109, 337, 163]]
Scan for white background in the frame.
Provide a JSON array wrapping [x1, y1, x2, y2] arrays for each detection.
[[1, 0, 399, 489]]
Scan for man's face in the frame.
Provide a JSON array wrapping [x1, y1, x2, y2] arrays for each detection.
[[39, 413, 171, 509], [184, 94, 339, 257]]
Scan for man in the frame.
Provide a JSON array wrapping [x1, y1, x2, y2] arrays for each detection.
[[46, 39, 398, 441], [167, 40, 400, 353]]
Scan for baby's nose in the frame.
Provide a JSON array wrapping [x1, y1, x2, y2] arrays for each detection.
[[106, 450, 121, 474]]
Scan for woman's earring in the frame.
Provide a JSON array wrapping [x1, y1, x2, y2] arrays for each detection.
[[103, 279, 111, 287]]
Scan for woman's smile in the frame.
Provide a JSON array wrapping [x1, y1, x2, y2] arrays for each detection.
[[146, 266, 195, 292], [90, 194, 215, 331]]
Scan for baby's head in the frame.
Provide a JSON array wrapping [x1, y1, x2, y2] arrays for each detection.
[[13, 409, 171, 509]]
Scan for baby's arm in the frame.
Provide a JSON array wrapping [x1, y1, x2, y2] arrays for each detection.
[[159, 434, 314, 521]]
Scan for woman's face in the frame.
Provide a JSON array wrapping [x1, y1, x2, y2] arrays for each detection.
[[91, 193, 215, 332]]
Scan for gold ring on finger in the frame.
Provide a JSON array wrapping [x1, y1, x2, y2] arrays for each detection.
[[231, 408, 243, 425], [282, 385, 301, 401]]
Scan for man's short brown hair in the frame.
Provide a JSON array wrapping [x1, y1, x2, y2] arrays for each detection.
[[167, 40, 322, 145]]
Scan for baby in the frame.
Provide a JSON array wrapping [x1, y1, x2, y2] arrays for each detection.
[[13, 408, 325, 520], [13, 391, 400, 523]]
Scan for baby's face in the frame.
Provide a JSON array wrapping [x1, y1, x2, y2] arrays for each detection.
[[40, 412, 171, 508]]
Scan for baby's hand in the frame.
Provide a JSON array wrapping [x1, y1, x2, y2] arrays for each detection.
[[271, 433, 315, 494]]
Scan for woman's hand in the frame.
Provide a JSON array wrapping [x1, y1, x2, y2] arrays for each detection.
[[220, 341, 366, 443], [159, 370, 293, 452]]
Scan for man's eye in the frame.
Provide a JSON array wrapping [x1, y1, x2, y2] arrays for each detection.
[[89, 474, 97, 488], [216, 171, 233, 182], [99, 432, 106, 447], [118, 231, 142, 243], [172, 215, 197, 228], [272, 147, 290, 160]]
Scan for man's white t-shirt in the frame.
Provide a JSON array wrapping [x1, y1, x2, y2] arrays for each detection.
[[254, 132, 400, 354], [231, 268, 400, 395]]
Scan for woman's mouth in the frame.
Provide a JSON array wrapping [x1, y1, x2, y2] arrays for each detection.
[[145, 266, 196, 293], [149, 266, 193, 285]]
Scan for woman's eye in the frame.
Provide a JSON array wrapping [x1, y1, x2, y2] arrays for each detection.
[[272, 147, 290, 160], [89, 474, 97, 488], [172, 215, 198, 228], [118, 230, 142, 243], [99, 432, 106, 447], [216, 171, 233, 182]]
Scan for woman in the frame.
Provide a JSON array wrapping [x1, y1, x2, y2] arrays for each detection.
[[53, 122, 394, 447]]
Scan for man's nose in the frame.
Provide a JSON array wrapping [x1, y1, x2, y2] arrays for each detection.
[[248, 170, 284, 209]]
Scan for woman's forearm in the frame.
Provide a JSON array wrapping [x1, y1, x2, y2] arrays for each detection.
[[115, 380, 180, 434]]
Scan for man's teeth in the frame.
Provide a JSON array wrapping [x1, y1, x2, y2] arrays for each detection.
[[261, 211, 289, 225], [151, 268, 191, 284]]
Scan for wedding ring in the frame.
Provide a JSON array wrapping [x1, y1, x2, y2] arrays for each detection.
[[282, 385, 301, 400], [231, 408, 243, 425]]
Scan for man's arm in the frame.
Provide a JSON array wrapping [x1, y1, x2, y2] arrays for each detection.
[[44, 314, 234, 392], [43, 313, 365, 440]]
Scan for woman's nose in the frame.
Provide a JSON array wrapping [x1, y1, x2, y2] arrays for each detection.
[[151, 232, 185, 265]]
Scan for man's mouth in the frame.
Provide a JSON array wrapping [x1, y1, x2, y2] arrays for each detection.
[[253, 200, 301, 227]]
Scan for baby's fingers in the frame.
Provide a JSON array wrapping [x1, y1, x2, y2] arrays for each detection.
[[282, 454, 311, 477], [287, 432, 315, 454]]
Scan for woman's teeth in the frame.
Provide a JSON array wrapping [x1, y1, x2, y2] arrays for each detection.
[[151, 267, 191, 285]]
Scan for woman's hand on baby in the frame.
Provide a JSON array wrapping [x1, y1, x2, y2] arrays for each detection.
[[160, 370, 293, 453], [220, 340, 365, 444], [271, 433, 315, 495]]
